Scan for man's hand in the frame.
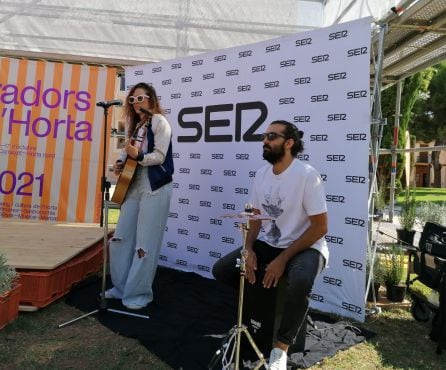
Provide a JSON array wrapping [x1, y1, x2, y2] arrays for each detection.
[[263, 254, 286, 288], [244, 250, 258, 284]]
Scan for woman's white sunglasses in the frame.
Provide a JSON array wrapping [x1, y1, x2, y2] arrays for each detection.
[[128, 94, 150, 104]]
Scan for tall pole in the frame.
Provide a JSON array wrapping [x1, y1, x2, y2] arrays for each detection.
[[388, 80, 403, 222]]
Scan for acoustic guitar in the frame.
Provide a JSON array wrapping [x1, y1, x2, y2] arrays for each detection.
[[111, 120, 150, 205]]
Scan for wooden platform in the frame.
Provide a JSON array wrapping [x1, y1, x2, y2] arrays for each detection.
[[0, 219, 106, 270]]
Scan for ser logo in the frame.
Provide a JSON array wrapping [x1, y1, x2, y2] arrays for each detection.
[[192, 59, 203, 66], [181, 76, 192, 83], [172, 182, 179, 189], [168, 212, 178, 218], [178, 198, 189, 204], [176, 259, 188, 266], [320, 174, 328, 182], [252, 65, 266, 73], [199, 232, 210, 239], [279, 97, 295, 105], [294, 77, 311, 85], [210, 218, 222, 226], [342, 302, 362, 314], [239, 50, 252, 58], [226, 69, 239, 76], [328, 72, 347, 81], [213, 88, 226, 95], [236, 153, 249, 160], [179, 167, 190, 174], [235, 188, 249, 195], [223, 203, 236, 210], [346, 133, 366, 141], [190, 153, 200, 159], [323, 276, 342, 287], [294, 115, 310, 123], [223, 170, 237, 176], [200, 201, 212, 207], [280, 59, 295, 67], [203, 73, 215, 80], [328, 113, 347, 121], [249, 171, 256, 177], [310, 94, 328, 102], [209, 251, 221, 258], [177, 102, 267, 143], [238, 84, 251, 92], [345, 175, 366, 184], [326, 194, 345, 203], [326, 154, 345, 162], [152, 66, 162, 73], [167, 242, 177, 249], [162, 79, 172, 85], [310, 293, 324, 303], [214, 54, 227, 62], [329, 30, 348, 40], [297, 154, 309, 161], [159, 254, 168, 261], [312, 54, 329, 63], [347, 47, 367, 57], [345, 217, 365, 227], [325, 235, 344, 244], [222, 236, 235, 244], [211, 185, 223, 192], [171, 63, 182, 69], [177, 228, 189, 235], [310, 134, 328, 141], [342, 259, 363, 270], [198, 265, 210, 272], [295, 37, 312, 46], [187, 246, 199, 254], [187, 215, 199, 222], [266, 43, 280, 52], [134, 70, 143, 76], [200, 169, 213, 175], [264, 81, 279, 88], [171, 93, 181, 99], [191, 91, 202, 97], [347, 90, 367, 99], [212, 154, 224, 159]]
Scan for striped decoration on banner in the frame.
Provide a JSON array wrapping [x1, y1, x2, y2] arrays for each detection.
[[0, 58, 117, 223]]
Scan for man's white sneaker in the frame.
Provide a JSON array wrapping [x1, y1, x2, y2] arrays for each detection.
[[268, 347, 287, 370]]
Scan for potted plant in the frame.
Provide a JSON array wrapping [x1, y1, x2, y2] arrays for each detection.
[[0, 252, 21, 330], [382, 243, 406, 302], [397, 187, 417, 245], [366, 253, 385, 302]]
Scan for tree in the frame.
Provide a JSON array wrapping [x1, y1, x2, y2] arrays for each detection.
[[411, 62, 446, 187], [377, 69, 434, 200]]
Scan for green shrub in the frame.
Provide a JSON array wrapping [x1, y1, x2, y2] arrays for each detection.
[[0, 252, 18, 295], [399, 187, 416, 230]]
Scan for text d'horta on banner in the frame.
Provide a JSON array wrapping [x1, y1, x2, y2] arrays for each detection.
[[0, 58, 117, 223]]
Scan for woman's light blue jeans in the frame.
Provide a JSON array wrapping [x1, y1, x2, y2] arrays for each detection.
[[109, 170, 172, 308]]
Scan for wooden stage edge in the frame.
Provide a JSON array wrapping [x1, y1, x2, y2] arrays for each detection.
[[0, 219, 110, 270]]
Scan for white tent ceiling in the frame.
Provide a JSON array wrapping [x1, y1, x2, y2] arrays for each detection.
[[0, 0, 445, 85]]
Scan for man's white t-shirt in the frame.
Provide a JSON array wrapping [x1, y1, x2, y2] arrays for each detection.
[[249, 159, 329, 263]]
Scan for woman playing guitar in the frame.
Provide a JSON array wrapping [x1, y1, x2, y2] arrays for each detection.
[[107, 82, 174, 310]]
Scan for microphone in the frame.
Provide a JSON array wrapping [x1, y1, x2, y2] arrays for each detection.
[[139, 107, 152, 116], [96, 99, 123, 108]]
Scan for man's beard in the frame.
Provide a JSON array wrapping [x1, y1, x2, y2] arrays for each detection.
[[263, 144, 285, 164]]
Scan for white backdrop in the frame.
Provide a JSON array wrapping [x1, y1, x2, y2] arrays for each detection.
[[126, 17, 371, 321]]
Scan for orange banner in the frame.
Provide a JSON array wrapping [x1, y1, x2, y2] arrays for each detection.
[[0, 58, 117, 223]]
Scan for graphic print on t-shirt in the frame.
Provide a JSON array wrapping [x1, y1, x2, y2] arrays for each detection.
[[261, 186, 284, 245]]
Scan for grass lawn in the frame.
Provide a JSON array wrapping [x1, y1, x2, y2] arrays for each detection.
[[396, 187, 446, 205]]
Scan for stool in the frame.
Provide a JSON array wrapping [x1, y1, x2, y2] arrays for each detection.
[[241, 268, 307, 357]]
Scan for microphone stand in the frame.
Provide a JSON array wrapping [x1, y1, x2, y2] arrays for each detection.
[[58, 104, 149, 328]]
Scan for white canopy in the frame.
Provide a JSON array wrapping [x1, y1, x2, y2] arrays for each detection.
[[1, 0, 445, 85]]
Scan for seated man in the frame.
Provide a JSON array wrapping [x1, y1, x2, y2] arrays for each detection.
[[212, 120, 328, 370]]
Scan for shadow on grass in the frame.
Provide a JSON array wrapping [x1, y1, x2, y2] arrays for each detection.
[[364, 309, 444, 369]]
